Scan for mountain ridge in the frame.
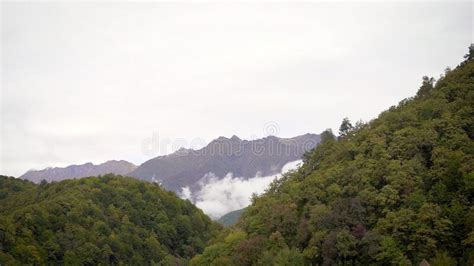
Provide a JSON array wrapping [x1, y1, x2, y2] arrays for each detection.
[[18, 134, 320, 193], [129, 133, 321, 193], [21, 160, 137, 183]]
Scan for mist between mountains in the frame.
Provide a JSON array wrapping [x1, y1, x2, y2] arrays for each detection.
[[141, 121, 318, 157]]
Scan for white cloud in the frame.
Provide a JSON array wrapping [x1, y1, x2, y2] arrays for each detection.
[[180, 186, 192, 201], [180, 160, 302, 219]]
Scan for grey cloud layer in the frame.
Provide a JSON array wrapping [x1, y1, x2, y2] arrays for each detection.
[[1, 2, 472, 176]]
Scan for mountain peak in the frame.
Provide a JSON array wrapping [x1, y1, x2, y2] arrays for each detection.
[[230, 135, 241, 141]]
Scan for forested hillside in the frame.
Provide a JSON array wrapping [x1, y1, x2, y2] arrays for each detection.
[[0, 175, 220, 265], [191, 50, 474, 265]]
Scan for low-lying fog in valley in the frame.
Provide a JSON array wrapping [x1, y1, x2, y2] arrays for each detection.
[[180, 160, 302, 219]]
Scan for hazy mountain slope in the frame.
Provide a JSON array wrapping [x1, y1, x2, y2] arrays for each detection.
[[217, 208, 245, 227], [129, 134, 320, 193], [20, 160, 137, 183], [190, 51, 474, 265], [0, 174, 220, 265]]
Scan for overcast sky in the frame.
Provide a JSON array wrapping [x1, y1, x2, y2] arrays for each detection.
[[1, 2, 472, 176]]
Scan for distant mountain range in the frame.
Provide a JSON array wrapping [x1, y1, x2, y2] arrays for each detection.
[[20, 133, 320, 193], [128, 133, 320, 193], [21, 160, 137, 183]]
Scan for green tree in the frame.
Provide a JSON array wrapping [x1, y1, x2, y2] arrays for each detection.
[[339, 117, 353, 137], [416, 76, 435, 98]]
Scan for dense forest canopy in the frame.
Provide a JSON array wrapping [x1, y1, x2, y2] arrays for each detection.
[[0, 175, 220, 265], [190, 49, 474, 265]]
